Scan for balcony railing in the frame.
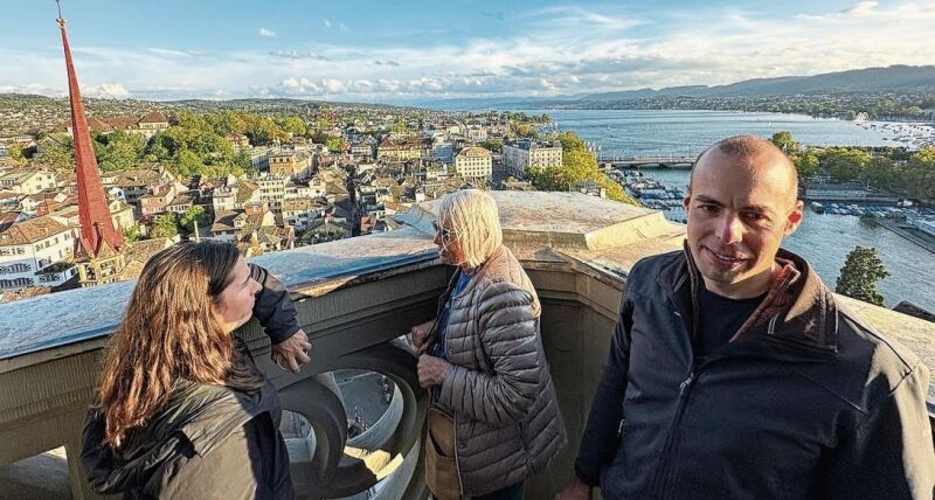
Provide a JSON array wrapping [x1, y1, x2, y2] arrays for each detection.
[[1, 192, 933, 499]]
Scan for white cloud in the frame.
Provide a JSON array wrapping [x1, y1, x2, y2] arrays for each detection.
[[145, 48, 192, 58], [269, 50, 330, 61], [0, 82, 64, 96], [321, 78, 345, 92], [5, 2, 935, 101], [258, 28, 276, 38], [84, 82, 131, 98], [280, 77, 323, 94], [323, 19, 332, 29], [842, 1, 879, 16]]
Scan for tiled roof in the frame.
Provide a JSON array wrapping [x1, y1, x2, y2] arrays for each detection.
[[138, 112, 168, 124], [0, 212, 20, 232], [113, 168, 163, 187], [168, 195, 194, 206], [236, 181, 258, 204], [106, 116, 140, 131], [0, 216, 71, 246], [123, 237, 174, 266], [86, 117, 114, 132], [211, 210, 240, 232], [456, 146, 491, 158], [282, 198, 313, 211]]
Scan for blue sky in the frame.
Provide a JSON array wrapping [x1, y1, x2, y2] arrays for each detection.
[[1, 0, 933, 103]]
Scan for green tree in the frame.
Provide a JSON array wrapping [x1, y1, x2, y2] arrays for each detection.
[[173, 150, 204, 177], [862, 156, 895, 190], [389, 118, 409, 134], [123, 224, 143, 243], [509, 121, 539, 139], [35, 137, 74, 171], [207, 111, 248, 136], [96, 131, 146, 172], [324, 136, 347, 153], [246, 116, 287, 146], [770, 131, 800, 156], [149, 213, 179, 239], [896, 147, 935, 200], [146, 129, 185, 160], [178, 205, 211, 236], [279, 116, 308, 138], [796, 148, 820, 179], [835, 245, 889, 306], [526, 131, 637, 205], [5, 143, 27, 164], [821, 148, 871, 182], [480, 138, 503, 152]]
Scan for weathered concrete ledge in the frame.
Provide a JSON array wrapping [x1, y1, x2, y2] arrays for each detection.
[[0, 226, 440, 372]]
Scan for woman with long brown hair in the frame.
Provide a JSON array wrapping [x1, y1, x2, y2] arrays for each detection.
[[80, 241, 301, 499]]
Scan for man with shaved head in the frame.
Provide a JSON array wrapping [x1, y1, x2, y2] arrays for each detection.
[[557, 136, 934, 499]]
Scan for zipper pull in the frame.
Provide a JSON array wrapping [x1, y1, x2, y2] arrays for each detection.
[[679, 371, 694, 396]]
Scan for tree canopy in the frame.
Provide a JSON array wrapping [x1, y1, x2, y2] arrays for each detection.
[[178, 205, 211, 236], [149, 213, 179, 239], [835, 245, 890, 306], [526, 131, 638, 205], [771, 132, 935, 201]]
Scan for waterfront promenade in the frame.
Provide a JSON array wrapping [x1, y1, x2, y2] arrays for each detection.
[[876, 220, 935, 255]]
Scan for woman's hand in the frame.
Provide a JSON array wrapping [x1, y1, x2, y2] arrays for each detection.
[[271, 329, 311, 373], [417, 354, 450, 388], [410, 319, 435, 353], [554, 477, 593, 500]]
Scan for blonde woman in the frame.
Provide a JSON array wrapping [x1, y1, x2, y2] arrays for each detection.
[[412, 189, 567, 499], [80, 241, 309, 499]]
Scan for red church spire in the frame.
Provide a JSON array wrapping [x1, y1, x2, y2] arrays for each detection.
[[57, 0, 124, 257]]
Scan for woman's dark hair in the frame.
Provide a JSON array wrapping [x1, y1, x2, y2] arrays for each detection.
[[96, 241, 263, 447]]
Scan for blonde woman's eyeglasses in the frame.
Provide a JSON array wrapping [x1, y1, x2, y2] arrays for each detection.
[[432, 220, 456, 243]]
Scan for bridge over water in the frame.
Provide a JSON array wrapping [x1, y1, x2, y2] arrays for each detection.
[[598, 153, 696, 169]]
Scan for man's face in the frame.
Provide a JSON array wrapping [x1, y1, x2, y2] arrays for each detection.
[[682, 148, 804, 299]]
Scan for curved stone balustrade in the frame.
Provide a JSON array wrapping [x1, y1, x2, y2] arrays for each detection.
[[1, 192, 934, 499], [273, 341, 427, 499]]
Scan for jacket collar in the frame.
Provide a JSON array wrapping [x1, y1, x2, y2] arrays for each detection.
[[670, 241, 839, 354]]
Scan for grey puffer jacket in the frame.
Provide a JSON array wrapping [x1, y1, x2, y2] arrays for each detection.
[[434, 245, 567, 496]]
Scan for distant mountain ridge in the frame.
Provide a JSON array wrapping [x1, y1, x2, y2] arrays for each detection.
[[417, 65, 935, 110], [3, 65, 933, 113], [584, 65, 935, 99]]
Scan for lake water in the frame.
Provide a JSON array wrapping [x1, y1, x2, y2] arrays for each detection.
[[541, 109, 911, 157], [532, 109, 935, 312]]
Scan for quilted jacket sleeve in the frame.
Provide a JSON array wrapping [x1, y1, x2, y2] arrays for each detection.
[[439, 281, 542, 426]]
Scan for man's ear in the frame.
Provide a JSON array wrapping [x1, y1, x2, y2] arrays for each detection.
[[784, 200, 804, 236]]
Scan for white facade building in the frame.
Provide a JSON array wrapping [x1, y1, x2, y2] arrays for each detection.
[[0, 216, 77, 291], [502, 140, 563, 178], [454, 147, 493, 179], [0, 170, 57, 195], [256, 177, 287, 214], [466, 126, 487, 142]]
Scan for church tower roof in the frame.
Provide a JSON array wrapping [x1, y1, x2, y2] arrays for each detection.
[[57, 0, 124, 258]]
